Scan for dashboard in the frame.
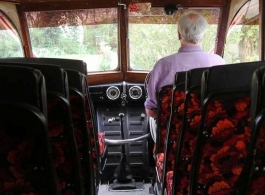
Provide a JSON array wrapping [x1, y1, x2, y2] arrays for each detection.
[[88, 82, 149, 181], [89, 81, 146, 107]]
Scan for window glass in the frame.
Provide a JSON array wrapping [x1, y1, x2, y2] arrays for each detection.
[[26, 8, 118, 72], [0, 11, 24, 57], [128, 7, 220, 70], [223, 0, 259, 63]]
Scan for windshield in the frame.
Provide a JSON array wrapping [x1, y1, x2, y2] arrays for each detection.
[[26, 8, 118, 72], [128, 7, 220, 70]]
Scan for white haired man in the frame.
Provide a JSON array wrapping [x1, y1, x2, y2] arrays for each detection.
[[145, 11, 225, 143]]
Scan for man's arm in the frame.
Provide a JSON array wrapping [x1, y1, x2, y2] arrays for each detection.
[[145, 108, 157, 118]]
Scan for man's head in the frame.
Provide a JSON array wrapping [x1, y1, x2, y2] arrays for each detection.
[[177, 11, 208, 45]]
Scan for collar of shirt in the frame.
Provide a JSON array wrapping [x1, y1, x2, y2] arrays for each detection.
[[178, 45, 203, 53]]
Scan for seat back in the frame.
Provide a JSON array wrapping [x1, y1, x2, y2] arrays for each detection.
[[156, 85, 173, 154], [0, 62, 85, 194], [0, 65, 47, 116], [66, 69, 98, 195], [190, 62, 265, 195], [0, 62, 68, 98], [160, 71, 186, 195], [0, 65, 59, 194], [236, 66, 265, 194], [171, 67, 208, 195], [0, 102, 59, 195], [0, 57, 87, 75]]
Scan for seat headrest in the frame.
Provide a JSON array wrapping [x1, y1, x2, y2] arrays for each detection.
[[0, 62, 67, 97], [65, 69, 86, 95], [186, 67, 208, 89], [204, 62, 265, 94], [0, 66, 46, 110], [174, 71, 186, 86], [0, 57, 87, 75]]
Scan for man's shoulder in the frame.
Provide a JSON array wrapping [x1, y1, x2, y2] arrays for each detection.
[[153, 53, 175, 67]]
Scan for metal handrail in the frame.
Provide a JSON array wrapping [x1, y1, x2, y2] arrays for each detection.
[[105, 133, 150, 145]]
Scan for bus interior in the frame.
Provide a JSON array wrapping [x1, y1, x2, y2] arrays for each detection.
[[0, 0, 263, 194]]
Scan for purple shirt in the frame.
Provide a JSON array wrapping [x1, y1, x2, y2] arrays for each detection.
[[144, 45, 225, 110]]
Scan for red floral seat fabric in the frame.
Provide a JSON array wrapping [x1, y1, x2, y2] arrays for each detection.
[[246, 117, 265, 194], [157, 86, 173, 154], [156, 153, 164, 182], [0, 103, 59, 195], [98, 132, 106, 157], [166, 171, 173, 195], [195, 97, 251, 195], [48, 97, 83, 194], [69, 89, 96, 195], [163, 89, 185, 195], [84, 96, 98, 169], [173, 93, 201, 195]]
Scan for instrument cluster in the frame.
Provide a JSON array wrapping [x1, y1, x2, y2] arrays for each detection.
[[89, 82, 146, 105]]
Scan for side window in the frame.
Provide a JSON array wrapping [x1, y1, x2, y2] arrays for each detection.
[[223, 0, 259, 63], [0, 10, 24, 57]]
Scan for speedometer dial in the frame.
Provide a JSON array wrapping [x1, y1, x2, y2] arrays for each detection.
[[106, 86, 120, 100], [129, 86, 142, 99]]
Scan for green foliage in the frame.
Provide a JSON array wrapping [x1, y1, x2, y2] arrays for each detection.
[[0, 31, 24, 57], [223, 25, 259, 64], [129, 24, 179, 70]]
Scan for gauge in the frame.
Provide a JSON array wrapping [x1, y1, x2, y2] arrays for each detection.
[[129, 86, 142, 99], [106, 86, 120, 100]]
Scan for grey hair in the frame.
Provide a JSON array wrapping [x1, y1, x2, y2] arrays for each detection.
[[177, 11, 208, 44]]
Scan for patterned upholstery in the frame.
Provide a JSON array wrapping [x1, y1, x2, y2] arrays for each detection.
[[236, 66, 265, 194], [155, 85, 173, 182], [166, 171, 173, 195], [196, 97, 251, 194], [64, 69, 100, 194], [156, 85, 173, 154], [0, 65, 60, 194], [246, 115, 265, 195], [0, 103, 59, 195], [155, 72, 186, 195], [98, 132, 106, 157], [190, 62, 265, 195], [156, 153, 164, 182], [172, 68, 208, 195], [47, 93, 83, 195], [69, 88, 95, 195], [162, 83, 185, 193]]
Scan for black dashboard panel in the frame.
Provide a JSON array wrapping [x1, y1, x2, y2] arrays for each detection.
[[88, 82, 150, 181], [89, 82, 146, 107]]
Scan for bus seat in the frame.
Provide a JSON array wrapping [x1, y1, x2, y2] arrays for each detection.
[[156, 85, 173, 155], [154, 85, 173, 184], [190, 62, 265, 195], [235, 66, 265, 194], [155, 71, 186, 195], [0, 62, 69, 98], [0, 63, 85, 194], [0, 102, 59, 195], [65, 69, 100, 195], [163, 71, 186, 195], [0, 65, 47, 117], [0, 65, 59, 194], [0, 57, 87, 75], [170, 67, 208, 195]]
